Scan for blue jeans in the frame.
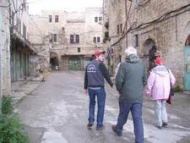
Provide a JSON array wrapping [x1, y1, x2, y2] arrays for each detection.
[[115, 102, 144, 143], [88, 88, 106, 128]]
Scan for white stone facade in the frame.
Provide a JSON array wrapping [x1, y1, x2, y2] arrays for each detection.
[[29, 8, 103, 70]]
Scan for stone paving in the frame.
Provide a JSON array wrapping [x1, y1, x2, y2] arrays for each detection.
[[14, 71, 190, 143]]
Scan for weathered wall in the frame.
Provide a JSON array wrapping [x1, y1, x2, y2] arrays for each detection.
[[0, 0, 11, 97], [103, 0, 135, 75], [128, 0, 190, 87], [29, 8, 103, 70], [104, 0, 190, 88]]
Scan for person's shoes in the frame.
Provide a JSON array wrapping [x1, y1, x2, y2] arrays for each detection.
[[96, 125, 105, 131], [87, 122, 94, 129], [162, 122, 168, 127], [112, 125, 122, 136], [155, 125, 162, 129]]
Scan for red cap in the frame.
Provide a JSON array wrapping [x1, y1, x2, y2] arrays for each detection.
[[154, 57, 163, 64], [94, 50, 105, 57]]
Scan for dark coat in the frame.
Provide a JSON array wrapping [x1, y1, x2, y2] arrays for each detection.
[[84, 60, 113, 89], [115, 54, 147, 103]]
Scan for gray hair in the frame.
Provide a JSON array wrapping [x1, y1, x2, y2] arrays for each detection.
[[125, 46, 137, 56]]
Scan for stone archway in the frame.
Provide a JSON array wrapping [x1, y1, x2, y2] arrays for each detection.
[[185, 35, 190, 46], [142, 38, 157, 71], [50, 52, 59, 70]]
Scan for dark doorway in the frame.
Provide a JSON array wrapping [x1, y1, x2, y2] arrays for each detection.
[[142, 38, 157, 71], [50, 52, 59, 70]]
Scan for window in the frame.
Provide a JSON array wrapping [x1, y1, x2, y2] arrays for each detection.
[[12, 11, 14, 26], [70, 35, 74, 44], [49, 15, 52, 23], [16, 18, 21, 33], [23, 24, 26, 39], [135, 34, 139, 47], [95, 17, 98, 22], [117, 24, 123, 35], [120, 24, 123, 33], [93, 37, 96, 43], [55, 15, 59, 23], [93, 37, 101, 43], [70, 34, 80, 44], [97, 37, 101, 43], [49, 38, 52, 43], [119, 55, 122, 62], [117, 25, 120, 34], [76, 35, 80, 43], [53, 34, 57, 42], [95, 16, 102, 23], [78, 48, 81, 53]]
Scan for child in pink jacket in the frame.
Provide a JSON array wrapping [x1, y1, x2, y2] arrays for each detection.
[[146, 57, 176, 129]]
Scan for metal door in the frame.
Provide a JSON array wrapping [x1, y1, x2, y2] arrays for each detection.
[[184, 46, 190, 90], [68, 57, 81, 70]]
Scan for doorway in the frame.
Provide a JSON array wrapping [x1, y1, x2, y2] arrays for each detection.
[[68, 56, 81, 70], [184, 35, 190, 90], [50, 52, 59, 70], [142, 38, 157, 71]]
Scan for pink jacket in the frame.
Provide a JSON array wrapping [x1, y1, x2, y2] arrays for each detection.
[[146, 65, 176, 100]]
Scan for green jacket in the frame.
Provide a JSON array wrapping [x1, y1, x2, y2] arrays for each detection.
[[115, 54, 147, 103]]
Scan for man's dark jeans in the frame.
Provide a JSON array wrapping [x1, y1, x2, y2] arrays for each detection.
[[115, 102, 144, 143], [88, 88, 106, 128]]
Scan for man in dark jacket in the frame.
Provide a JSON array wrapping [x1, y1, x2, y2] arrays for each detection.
[[112, 47, 147, 143], [84, 50, 113, 130]]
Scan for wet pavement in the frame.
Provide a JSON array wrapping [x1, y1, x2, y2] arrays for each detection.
[[15, 71, 190, 143]]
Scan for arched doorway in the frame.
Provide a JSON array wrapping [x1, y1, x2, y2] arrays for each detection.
[[142, 38, 157, 71], [68, 56, 81, 70], [184, 34, 190, 90], [50, 52, 59, 70]]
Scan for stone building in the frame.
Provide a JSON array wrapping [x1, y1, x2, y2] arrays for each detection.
[[0, 0, 11, 97], [0, 0, 38, 97], [10, 0, 37, 82], [103, 0, 135, 75], [29, 8, 103, 70], [103, 0, 190, 90]]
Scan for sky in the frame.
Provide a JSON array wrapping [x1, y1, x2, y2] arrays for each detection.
[[27, 0, 103, 14]]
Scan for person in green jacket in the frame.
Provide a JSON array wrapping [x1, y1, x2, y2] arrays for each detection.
[[112, 46, 147, 143]]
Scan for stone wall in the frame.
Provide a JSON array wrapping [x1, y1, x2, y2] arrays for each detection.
[[0, 0, 11, 97], [29, 8, 103, 70], [129, 0, 190, 87], [103, 0, 135, 75], [103, 0, 190, 88]]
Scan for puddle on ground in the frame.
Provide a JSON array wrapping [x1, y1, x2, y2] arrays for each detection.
[[41, 129, 68, 143]]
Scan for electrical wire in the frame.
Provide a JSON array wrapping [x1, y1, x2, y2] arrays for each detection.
[[25, 10, 43, 36], [0, 4, 11, 8], [111, 3, 190, 47], [15, 0, 43, 36], [25, 0, 43, 5]]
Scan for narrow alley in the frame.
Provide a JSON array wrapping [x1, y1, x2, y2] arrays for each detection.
[[15, 71, 190, 143], [1, 0, 190, 143]]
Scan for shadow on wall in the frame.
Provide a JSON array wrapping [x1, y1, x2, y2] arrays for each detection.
[[29, 55, 49, 77]]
